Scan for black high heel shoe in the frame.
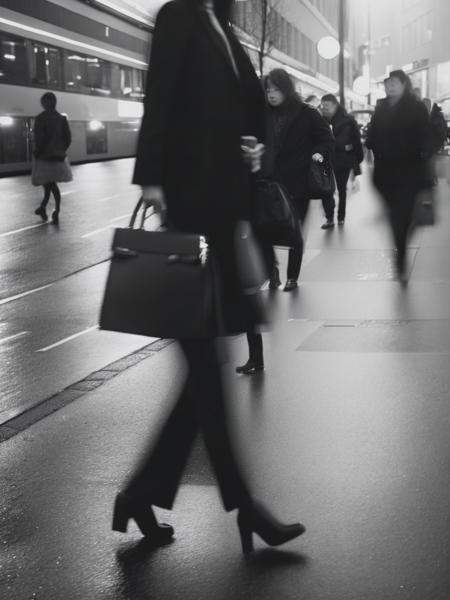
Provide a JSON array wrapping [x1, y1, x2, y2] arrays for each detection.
[[112, 492, 174, 543], [237, 500, 305, 554]]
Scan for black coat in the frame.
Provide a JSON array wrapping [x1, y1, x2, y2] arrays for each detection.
[[328, 106, 363, 170], [429, 103, 448, 153], [133, 0, 266, 335], [133, 0, 265, 233], [366, 94, 431, 191], [263, 99, 335, 200], [34, 109, 71, 160]]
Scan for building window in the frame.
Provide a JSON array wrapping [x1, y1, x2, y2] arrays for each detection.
[[0, 33, 28, 85]]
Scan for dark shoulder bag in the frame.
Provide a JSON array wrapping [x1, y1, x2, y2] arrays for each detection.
[[253, 178, 302, 248], [308, 160, 336, 198]]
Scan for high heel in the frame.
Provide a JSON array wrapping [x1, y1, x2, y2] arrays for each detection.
[[112, 492, 174, 543], [237, 514, 254, 553], [237, 500, 305, 554]]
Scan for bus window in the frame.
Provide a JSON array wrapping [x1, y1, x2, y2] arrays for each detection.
[[31, 43, 63, 88], [0, 33, 28, 85], [0, 117, 30, 164]]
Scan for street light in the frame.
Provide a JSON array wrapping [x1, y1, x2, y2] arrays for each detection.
[[317, 0, 346, 107], [317, 36, 340, 60]]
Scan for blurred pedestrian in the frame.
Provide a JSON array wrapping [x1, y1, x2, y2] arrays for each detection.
[[423, 98, 447, 185], [304, 94, 322, 111], [366, 70, 431, 283], [113, 0, 305, 554], [263, 68, 334, 291], [32, 92, 72, 225], [320, 93, 363, 228]]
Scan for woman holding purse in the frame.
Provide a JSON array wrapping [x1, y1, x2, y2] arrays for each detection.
[[112, 0, 305, 554], [236, 69, 334, 375]]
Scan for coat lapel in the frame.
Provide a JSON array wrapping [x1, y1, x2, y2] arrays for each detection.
[[195, 8, 239, 81]]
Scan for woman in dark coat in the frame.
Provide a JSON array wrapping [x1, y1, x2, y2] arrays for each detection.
[[112, 0, 305, 554], [264, 69, 335, 291], [32, 92, 72, 225], [236, 70, 334, 374], [366, 70, 431, 282]]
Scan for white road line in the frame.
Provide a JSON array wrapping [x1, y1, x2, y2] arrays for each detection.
[[36, 325, 99, 353], [0, 283, 54, 306], [0, 331, 29, 345], [81, 224, 113, 239], [0, 222, 47, 238], [98, 194, 123, 203]]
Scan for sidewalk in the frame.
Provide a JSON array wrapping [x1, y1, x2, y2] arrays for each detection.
[[1, 171, 450, 600]]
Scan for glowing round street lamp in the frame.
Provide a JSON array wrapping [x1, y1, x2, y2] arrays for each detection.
[[317, 36, 340, 60], [353, 75, 370, 96]]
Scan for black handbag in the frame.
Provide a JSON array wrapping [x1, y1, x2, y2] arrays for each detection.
[[308, 159, 336, 197], [99, 199, 216, 339], [253, 179, 302, 248]]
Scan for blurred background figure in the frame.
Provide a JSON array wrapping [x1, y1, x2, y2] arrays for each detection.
[[320, 93, 363, 229], [422, 97, 448, 185], [263, 68, 334, 292], [366, 70, 431, 284], [304, 94, 322, 112], [32, 92, 72, 225], [113, 0, 305, 555]]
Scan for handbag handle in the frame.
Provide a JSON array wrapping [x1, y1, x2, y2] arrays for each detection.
[[128, 197, 160, 230]]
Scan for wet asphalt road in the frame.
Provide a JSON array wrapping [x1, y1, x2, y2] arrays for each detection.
[[0, 160, 154, 422]]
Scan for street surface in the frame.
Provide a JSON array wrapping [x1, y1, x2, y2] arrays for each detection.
[[1, 159, 450, 599]]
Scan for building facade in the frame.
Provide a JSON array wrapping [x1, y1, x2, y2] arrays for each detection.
[[367, 0, 450, 107], [234, 0, 363, 105]]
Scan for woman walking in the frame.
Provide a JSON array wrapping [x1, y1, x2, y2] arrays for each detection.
[[112, 0, 305, 554], [32, 92, 72, 225], [264, 69, 334, 291], [366, 70, 431, 282], [236, 69, 334, 374]]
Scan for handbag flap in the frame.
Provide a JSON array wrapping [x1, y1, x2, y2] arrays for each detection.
[[112, 228, 204, 256]]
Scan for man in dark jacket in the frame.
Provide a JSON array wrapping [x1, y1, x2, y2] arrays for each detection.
[[320, 94, 364, 228]]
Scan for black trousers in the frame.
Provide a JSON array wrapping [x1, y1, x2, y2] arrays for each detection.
[[321, 167, 352, 222], [286, 195, 308, 281], [124, 339, 251, 512], [41, 182, 61, 212], [380, 184, 417, 266]]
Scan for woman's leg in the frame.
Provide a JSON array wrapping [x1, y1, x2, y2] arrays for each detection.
[[123, 339, 250, 512], [123, 373, 199, 509], [41, 184, 52, 208], [50, 182, 61, 214], [286, 195, 307, 283], [181, 339, 251, 511]]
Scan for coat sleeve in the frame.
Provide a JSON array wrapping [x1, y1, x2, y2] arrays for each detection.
[[350, 117, 364, 164], [62, 117, 72, 151], [309, 108, 335, 160], [33, 115, 45, 158], [132, 1, 192, 186]]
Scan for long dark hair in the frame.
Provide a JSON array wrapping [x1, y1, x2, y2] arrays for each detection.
[[264, 69, 299, 103]]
